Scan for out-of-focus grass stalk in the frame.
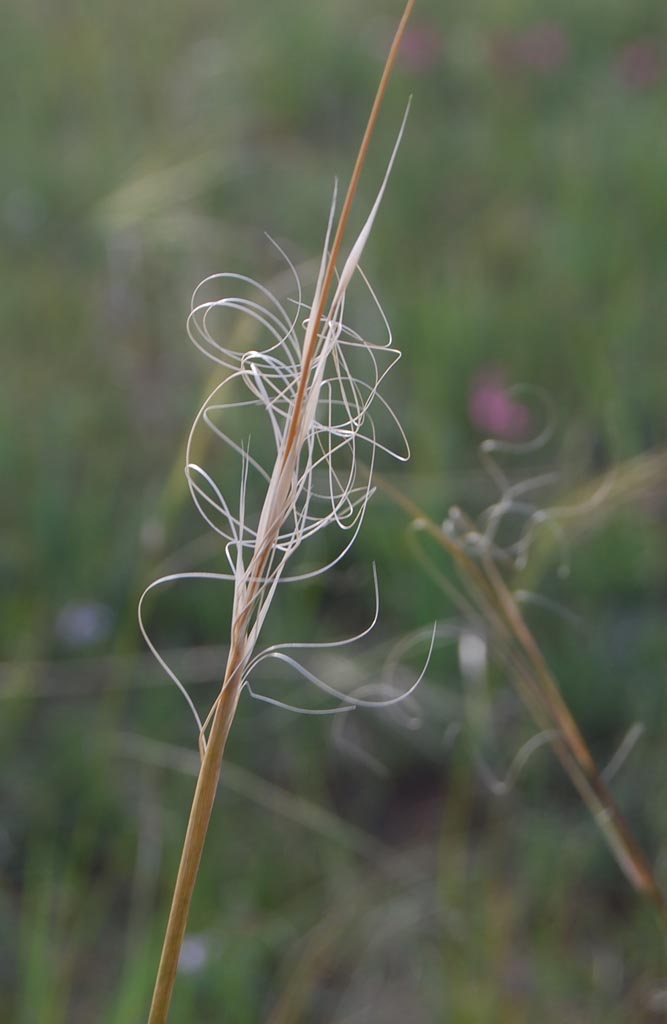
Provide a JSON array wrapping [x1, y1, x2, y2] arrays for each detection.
[[378, 474, 667, 927], [147, 4, 417, 1021]]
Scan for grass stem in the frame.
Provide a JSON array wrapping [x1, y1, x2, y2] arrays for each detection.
[[147, 649, 242, 1024], [145, 5, 417, 1019]]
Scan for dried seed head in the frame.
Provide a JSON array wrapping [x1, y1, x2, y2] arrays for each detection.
[[140, 108, 434, 746]]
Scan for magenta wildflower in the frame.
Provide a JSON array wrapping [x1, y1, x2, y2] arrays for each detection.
[[468, 369, 531, 440]]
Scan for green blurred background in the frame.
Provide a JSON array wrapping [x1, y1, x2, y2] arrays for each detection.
[[2, 1, 667, 1020]]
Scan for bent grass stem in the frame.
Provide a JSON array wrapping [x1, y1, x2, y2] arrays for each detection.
[[376, 473, 667, 928]]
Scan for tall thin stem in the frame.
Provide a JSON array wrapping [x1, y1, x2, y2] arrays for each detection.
[[145, 5, 417, 1020], [281, 0, 416, 465]]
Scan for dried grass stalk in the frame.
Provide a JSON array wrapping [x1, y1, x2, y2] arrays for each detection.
[[379, 472, 667, 927], [144, 4, 417, 1020]]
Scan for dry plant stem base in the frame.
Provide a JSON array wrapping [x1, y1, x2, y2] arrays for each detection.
[[147, 656, 242, 1024]]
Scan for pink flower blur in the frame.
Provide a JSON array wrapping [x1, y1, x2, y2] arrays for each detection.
[[399, 24, 443, 73], [617, 39, 664, 91], [492, 22, 570, 76], [468, 370, 532, 441]]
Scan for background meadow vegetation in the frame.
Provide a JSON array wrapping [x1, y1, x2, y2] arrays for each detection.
[[2, 0, 667, 1020]]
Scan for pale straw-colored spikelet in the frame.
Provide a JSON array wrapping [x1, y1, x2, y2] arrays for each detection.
[[139, 102, 431, 754]]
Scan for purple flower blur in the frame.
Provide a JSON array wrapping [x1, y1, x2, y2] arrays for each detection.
[[468, 369, 531, 441], [55, 601, 114, 649], [492, 22, 570, 76], [617, 39, 664, 92], [398, 23, 443, 73]]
